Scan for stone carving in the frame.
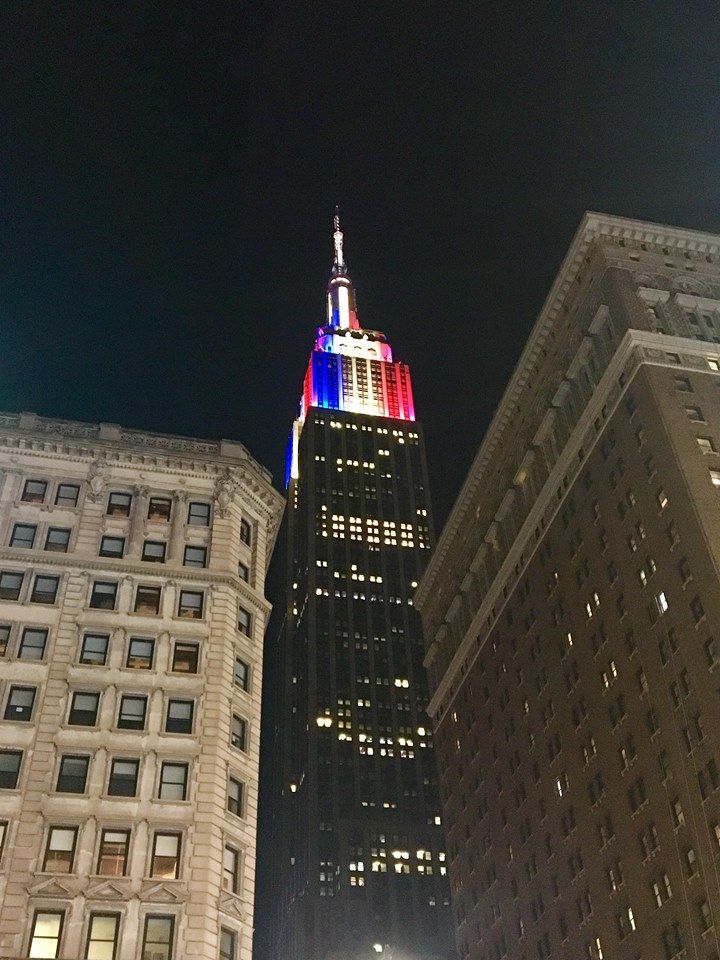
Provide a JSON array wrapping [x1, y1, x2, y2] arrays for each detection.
[[87, 459, 107, 501], [214, 469, 240, 518], [119, 431, 220, 454], [673, 277, 710, 295], [33, 419, 98, 438]]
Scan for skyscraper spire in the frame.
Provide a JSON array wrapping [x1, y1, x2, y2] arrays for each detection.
[[332, 205, 345, 272], [326, 207, 359, 330]]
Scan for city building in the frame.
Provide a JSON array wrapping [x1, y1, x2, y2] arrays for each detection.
[[0, 412, 283, 960], [275, 216, 453, 959], [415, 213, 720, 960]]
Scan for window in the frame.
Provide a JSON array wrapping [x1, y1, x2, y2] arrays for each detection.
[[85, 913, 119, 960], [222, 844, 240, 892], [240, 518, 251, 545], [691, 595, 705, 623], [227, 776, 243, 816], [80, 633, 109, 665], [674, 375, 692, 392], [127, 637, 154, 669], [183, 545, 206, 568], [0, 571, 23, 600], [165, 699, 193, 734], [698, 899, 713, 932], [172, 642, 198, 673], [141, 916, 174, 960], [187, 501, 211, 526], [31, 574, 59, 604], [142, 540, 166, 563], [10, 523, 36, 548], [69, 692, 100, 726], [234, 657, 249, 691], [55, 483, 80, 507], [0, 750, 21, 789], [178, 589, 203, 619], [697, 436, 716, 454], [107, 758, 139, 797], [0, 624, 8, 656], [654, 591, 669, 617], [0, 820, 7, 857], [705, 636, 719, 667], [220, 928, 237, 960], [685, 846, 698, 877], [56, 755, 89, 793], [5, 686, 35, 721], [22, 479, 47, 503], [238, 561, 249, 582], [135, 585, 161, 615], [237, 606, 252, 636], [19, 627, 48, 660], [107, 491, 132, 517], [97, 829, 130, 876], [151, 832, 181, 879], [117, 695, 147, 730], [231, 715, 247, 751], [148, 497, 172, 521], [28, 910, 64, 958], [43, 827, 78, 873], [45, 527, 71, 552], [90, 581, 117, 609], [158, 762, 188, 800], [99, 536, 125, 558], [686, 405, 705, 422], [712, 468, 720, 488]]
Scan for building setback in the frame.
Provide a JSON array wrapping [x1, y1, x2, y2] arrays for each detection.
[[416, 214, 720, 960], [0, 412, 283, 960], [276, 217, 453, 959]]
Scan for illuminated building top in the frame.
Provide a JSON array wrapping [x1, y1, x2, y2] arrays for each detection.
[[288, 213, 415, 482]]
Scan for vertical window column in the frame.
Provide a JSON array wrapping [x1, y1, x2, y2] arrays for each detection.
[[168, 491, 188, 562]]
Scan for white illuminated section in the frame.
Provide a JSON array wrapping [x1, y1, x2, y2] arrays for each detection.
[[327, 292, 333, 324], [338, 284, 350, 327]]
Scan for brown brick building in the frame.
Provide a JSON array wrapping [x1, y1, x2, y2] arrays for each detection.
[[415, 214, 720, 960]]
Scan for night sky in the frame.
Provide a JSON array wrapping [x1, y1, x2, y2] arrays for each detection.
[[3, 3, 720, 953]]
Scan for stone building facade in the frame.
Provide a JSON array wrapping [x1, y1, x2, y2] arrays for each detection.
[[416, 215, 720, 960], [0, 412, 283, 960]]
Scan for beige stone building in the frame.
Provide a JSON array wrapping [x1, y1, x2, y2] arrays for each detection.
[[416, 215, 720, 959], [0, 412, 283, 960]]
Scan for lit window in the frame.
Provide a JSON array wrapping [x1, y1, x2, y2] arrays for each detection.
[[107, 491, 132, 516], [97, 829, 130, 876], [28, 910, 64, 958], [151, 832, 181, 879], [85, 913, 119, 960], [178, 589, 203, 619], [172, 642, 199, 673], [148, 497, 172, 521], [220, 928, 237, 960], [135, 585, 161, 615], [222, 844, 240, 892], [43, 827, 77, 873], [711, 470, 720, 487], [697, 436, 716, 454], [141, 916, 174, 960]]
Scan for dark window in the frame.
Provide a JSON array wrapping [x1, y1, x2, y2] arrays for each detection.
[[31, 574, 59, 604], [183, 545, 206, 568], [126, 637, 154, 669], [165, 699, 193, 734], [5, 686, 35, 721], [234, 658, 249, 691], [56, 755, 89, 793], [240, 519, 251, 545], [158, 762, 188, 800], [222, 845, 240, 892], [85, 913, 119, 960], [69, 692, 100, 726], [80, 633, 109, 665], [237, 562, 249, 583], [0, 750, 21, 788], [141, 916, 174, 960], [237, 606, 252, 636], [117, 695, 147, 730], [90, 581, 117, 610], [0, 624, 9, 656], [18, 627, 48, 660], [178, 590, 203, 619], [21, 479, 47, 503], [172, 642, 198, 673], [28, 910, 64, 958], [187, 501, 211, 526], [97, 829, 130, 876], [220, 928, 237, 960], [227, 776, 243, 816], [99, 536, 125, 558], [0, 571, 23, 600], [107, 492, 132, 517], [151, 832, 181, 879], [231, 715, 247, 751], [148, 497, 172, 521], [135, 585, 161, 614], [43, 826, 78, 873], [107, 758, 139, 797], [45, 527, 71, 553], [142, 541, 166, 563], [10, 523, 36, 548], [0, 820, 6, 857], [55, 483, 80, 507]]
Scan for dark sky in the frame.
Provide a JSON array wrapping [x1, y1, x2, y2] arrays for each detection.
[[3, 3, 720, 952]]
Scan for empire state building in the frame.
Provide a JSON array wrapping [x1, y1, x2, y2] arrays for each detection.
[[276, 215, 453, 960]]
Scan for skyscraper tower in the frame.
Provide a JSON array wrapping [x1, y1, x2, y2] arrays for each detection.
[[276, 215, 453, 960]]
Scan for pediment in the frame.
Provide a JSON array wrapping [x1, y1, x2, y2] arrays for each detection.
[[219, 892, 245, 920], [139, 881, 186, 903], [27, 878, 76, 898], [85, 880, 130, 900]]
